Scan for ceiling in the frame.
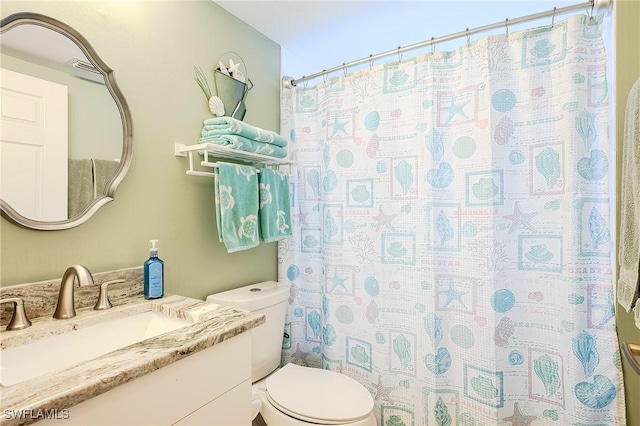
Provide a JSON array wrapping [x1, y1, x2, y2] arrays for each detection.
[[215, 1, 587, 81]]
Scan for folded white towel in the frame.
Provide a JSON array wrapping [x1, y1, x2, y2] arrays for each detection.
[[618, 77, 640, 328]]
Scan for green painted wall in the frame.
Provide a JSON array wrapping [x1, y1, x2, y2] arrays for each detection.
[[0, 1, 281, 299], [616, 0, 640, 423]]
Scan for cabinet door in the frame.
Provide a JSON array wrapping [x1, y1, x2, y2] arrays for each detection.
[[173, 379, 251, 426]]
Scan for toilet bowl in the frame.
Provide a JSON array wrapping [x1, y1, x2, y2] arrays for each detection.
[[206, 281, 376, 426]]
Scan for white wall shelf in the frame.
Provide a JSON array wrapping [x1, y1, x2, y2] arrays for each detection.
[[175, 143, 294, 177]]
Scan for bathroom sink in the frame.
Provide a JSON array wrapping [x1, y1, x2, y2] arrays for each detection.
[[0, 311, 190, 386]]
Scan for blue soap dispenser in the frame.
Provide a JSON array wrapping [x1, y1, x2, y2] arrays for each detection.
[[144, 239, 164, 299]]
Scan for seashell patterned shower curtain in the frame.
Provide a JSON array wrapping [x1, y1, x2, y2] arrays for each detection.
[[278, 14, 626, 425]]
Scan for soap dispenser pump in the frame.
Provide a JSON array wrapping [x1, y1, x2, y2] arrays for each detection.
[[144, 239, 164, 299]]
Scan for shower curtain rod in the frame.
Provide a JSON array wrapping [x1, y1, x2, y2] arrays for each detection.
[[285, 0, 607, 87]]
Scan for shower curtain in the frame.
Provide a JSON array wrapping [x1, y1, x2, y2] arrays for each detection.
[[278, 14, 625, 425]]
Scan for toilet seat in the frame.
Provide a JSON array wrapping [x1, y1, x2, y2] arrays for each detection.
[[265, 363, 374, 425]]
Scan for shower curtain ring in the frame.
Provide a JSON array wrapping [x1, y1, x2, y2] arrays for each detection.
[[466, 28, 471, 47], [431, 37, 436, 54], [551, 7, 557, 27], [343, 64, 348, 78], [397, 46, 402, 64], [505, 18, 509, 36], [323, 72, 327, 84], [369, 54, 374, 70]]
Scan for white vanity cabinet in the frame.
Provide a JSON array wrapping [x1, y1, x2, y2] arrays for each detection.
[[37, 332, 252, 426]]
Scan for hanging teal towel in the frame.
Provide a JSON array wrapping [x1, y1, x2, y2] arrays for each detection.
[[258, 168, 293, 243], [92, 159, 120, 196], [68, 159, 94, 218], [214, 162, 260, 252]]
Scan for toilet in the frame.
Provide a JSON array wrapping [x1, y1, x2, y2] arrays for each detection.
[[206, 281, 376, 426]]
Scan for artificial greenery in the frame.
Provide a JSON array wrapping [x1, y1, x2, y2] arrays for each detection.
[[194, 66, 212, 100]]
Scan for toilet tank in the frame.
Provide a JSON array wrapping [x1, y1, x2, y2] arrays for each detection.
[[206, 281, 289, 382]]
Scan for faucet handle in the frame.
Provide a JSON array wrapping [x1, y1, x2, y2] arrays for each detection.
[[93, 279, 125, 310], [1, 297, 32, 330]]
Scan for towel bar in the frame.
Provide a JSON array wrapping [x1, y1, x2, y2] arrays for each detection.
[[184, 160, 291, 178], [175, 142, 295, 177], [620, 342, 640, 376]]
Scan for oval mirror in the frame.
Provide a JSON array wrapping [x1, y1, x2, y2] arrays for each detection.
[[0, 12, 132, 230]]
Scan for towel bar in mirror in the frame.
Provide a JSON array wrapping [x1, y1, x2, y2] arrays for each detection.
[[0, 12, 133, 230]]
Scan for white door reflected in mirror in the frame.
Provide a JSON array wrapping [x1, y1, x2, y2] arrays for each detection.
[[0, 68, 68, 221]]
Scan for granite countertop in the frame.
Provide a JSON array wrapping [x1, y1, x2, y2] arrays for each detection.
[[0, 293, 265, 426]]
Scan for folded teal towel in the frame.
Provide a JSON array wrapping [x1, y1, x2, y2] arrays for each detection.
[[258, 168, 293, 243], [200, 135, 288, 159], [202, 116, 287, 148], [214, 162, 260, 252]]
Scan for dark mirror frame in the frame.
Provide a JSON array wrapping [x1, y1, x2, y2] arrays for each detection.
[[0, 12, 133, 231]]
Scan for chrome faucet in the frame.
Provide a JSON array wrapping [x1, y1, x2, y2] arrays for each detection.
[[53, 265, 94, 319], [0, 297, 32, 330]]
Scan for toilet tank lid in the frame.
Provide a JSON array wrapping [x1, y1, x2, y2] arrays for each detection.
[[206, 281, 289, 311]]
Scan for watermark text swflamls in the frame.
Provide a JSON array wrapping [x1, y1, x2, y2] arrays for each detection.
[[3, 409, 70, 420]]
